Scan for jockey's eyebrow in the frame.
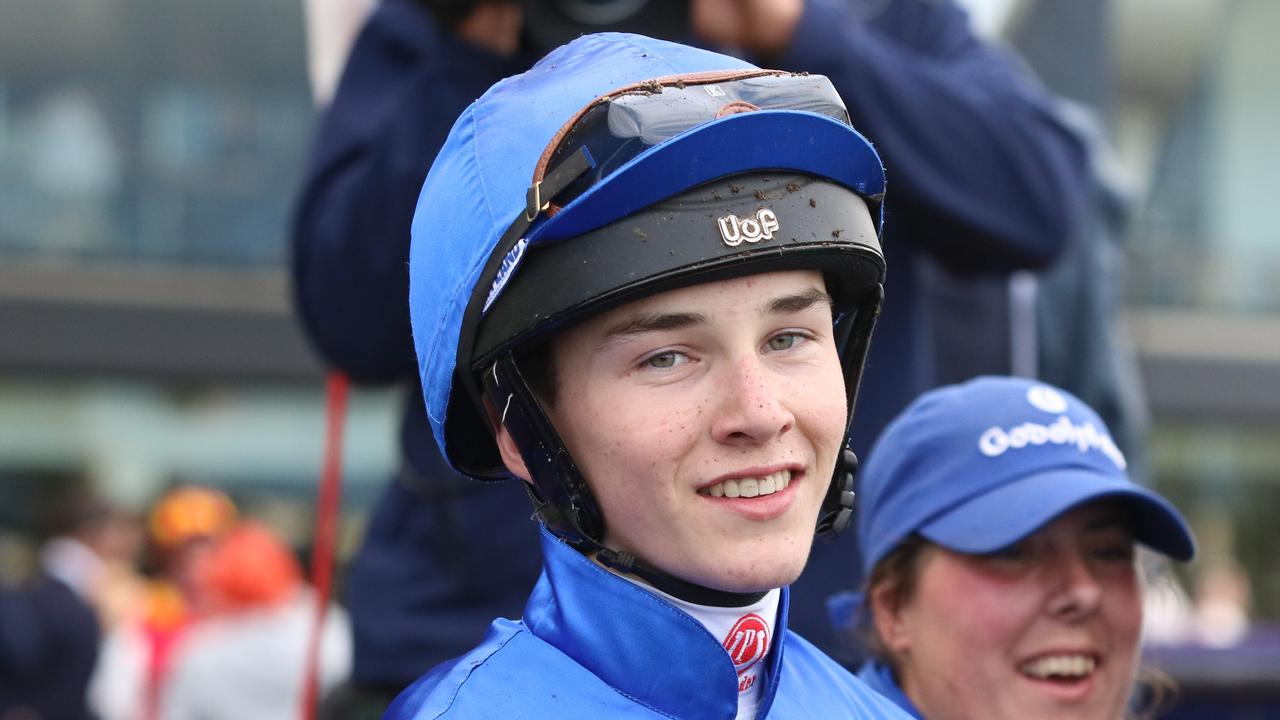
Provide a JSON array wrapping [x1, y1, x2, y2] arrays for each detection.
[[765, 287, 834, 316], [600, 312, 706, 344]]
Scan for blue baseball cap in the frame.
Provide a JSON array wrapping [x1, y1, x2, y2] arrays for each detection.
[[408, 33, 886, 476], [857, 376, 1195, 576]]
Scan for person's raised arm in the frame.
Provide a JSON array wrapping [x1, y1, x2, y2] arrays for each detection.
[[291, 0, 525, 381], [721, 0, 1092, 273]]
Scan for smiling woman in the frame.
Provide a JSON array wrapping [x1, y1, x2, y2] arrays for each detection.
[[853, 377, 1196, 720]]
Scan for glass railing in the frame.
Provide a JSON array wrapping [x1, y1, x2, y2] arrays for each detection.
[[0, 0, 313, 267], [1126, 0, 1280, 314]]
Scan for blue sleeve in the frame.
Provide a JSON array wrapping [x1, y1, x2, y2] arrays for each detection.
[[290, 0, 526, 382], [779, 0, 1091, 273]]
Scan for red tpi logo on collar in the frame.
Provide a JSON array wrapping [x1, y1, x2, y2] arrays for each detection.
[[723, 613, 770, 675]]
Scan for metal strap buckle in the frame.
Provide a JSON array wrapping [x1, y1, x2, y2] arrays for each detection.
[[525, 182, 549, 223]]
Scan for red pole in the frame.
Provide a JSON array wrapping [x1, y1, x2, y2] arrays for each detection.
[[301, 371, 349, 720]]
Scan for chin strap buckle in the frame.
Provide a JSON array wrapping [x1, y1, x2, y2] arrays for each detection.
[[816, 447, 858, 542], [596, 547, 637, 573]]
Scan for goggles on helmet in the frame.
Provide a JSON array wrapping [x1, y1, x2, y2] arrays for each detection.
[[536, 70, 852, 212]]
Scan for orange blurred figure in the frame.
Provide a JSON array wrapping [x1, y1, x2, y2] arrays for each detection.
[[157, 522, 352, 720], [197, 522, 303, 612], [147, 486, 238, 553], [91, 486, 238, 720]]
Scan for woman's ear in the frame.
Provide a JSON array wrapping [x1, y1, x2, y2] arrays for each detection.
[[870, 579, 913, 656], [483, 395, 533, 483]]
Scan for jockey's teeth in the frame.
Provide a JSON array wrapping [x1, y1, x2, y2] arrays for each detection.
[[703, 470, 791, 499]]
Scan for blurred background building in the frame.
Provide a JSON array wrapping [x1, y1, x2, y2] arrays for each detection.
[[0, 0, 394, 573], [0, 0, 1277, 711]]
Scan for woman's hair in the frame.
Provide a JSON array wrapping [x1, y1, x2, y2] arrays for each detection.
[[1132, 665, 1179, 720], [857, 533, 932, 668]]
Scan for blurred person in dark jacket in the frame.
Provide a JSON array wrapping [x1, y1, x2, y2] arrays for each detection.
[[0, 579, 98, 720], [292, 0, 1091, 706], [1, 491, 139, 720]]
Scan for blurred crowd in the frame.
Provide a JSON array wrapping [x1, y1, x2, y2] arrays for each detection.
[[0, 485, 351, 720]]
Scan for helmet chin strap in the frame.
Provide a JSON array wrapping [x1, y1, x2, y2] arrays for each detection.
[[814, 280, 882, 542], [816, 447, 858, 541], [594, 546, 767, 608]]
